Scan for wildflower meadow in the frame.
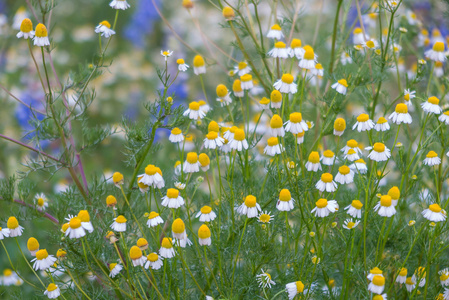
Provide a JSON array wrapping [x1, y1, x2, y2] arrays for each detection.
[[2, 0, 449, 299]]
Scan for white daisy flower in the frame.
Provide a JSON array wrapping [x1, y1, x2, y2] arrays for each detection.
[[315, 173, 337, 193], [374, 117, 390, 131], [344, 149, 360, 162], [204, 131, 224, 149], [257, 211, 275, 224], [16, 18, 35, 39], [396, 268, 407, 284], [234, 61, 251, 76], [65, 217, 86, 239], [161, 188, 184, 208], [0, 227, 10, 240], [146, 211, 164, 228], [305, 151, 322, 172], [335, 165, 354, 184], [145, 253, 164, 270], [169, 127, 184, 143], [425, 42, 446, 62], [138, 165, 165, 189], [352, 113, 375, 132], [286, 281, 305, 300], [33, 23, 50, 47], [321, 150, 336, 166], [368, 275, 385, 294], [34, 193, 49, 211], [439, 111, 449, 124], [389, 104, 412, 124], [349, 159, 368, 174], [159, 238, 176, 258], [342, 218, 360, 230], [176, 58, 189, 72], [173, 237, 193, 248], [352, 27, 366, 45], [183, 101, 206, 120], [240, 74, 254, 90], [110, 215, 127, 232], [184, 152, 200, 173], [373, 195, 396, 217], [193, 55, 206, 75], [44, 283, 61, 299], [422, 203, 446, 222], [276, 189, 294, 212], [405, 277, 416, 292], [284, 112, 308, 134], [129, 246, 147, 266], [196, 206, 217, 222], [412, 267, 426, 287], [341, 52, 353, 65], [109, 263, 123, 278], [298, 46, 317, 69], [311, 198, 338, 217], [366, 143, 391, 162], [267, 24, 283, 39], [331, 79, 348, 95], [264, 137, 284, 156], [236, 195, 261, 218], [198, 224, 212, 246], [160, 50, 173, 61], [341, 139, 362, 155], [274, 73, 297, 93], [403, 89, 416, 106], [345, 200, 363, 218], [229, 129, 249, 151], [289, 39, 305, 59], [439, 268, 449, 286], [423, 151, 441, 166], [268, 42, 289, 59], [95, 21, 115, 38], [31, 249, 57, 271], [256, 269, 276, 288], [421, 96, 442, 114], [109, 0, 130, 10]]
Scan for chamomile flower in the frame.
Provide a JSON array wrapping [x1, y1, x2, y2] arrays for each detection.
[[258, 211, 274, 224], [274, 73, 297, 93], [321, 150, 336, 166], [199, 153, 210, 171], [285, 112, 308, 134], [198, 224, 211, 246], [345, 149, 360, 161], [439, 269, 449, 286], [316, 173, 337, 192], [95, 21, 115, 38], [403, 89, 416, 105], [146, 211, 163, 228], [230, 129, 249, 151], [33, 23, 50, 46], [271, 90, 282, 109], [7, 217, 24, 237], [240, 74, 253, 90], [412, 267, 426, 287], [286, 281, 305, 300], [364, 39, 379, 50], [184, 152, 200, 173], [236, 195, 261, 218], [341, 52, 353, 65], [289, 39, 305, 59], [1, 269, 20, 286], [259, 97, 270, 109], [423, 151, 441, 166], [295, 132, 305, 144], [425, 42, 447, 62], [12, 7, 29, 30], [305, 151, 322, 172], [216, 84, 232, 106], [343, 219, 360, 230], [173, 237, 192, 248], [421, 96, 442, 114], [160, 50, 173, 61], [145, 253, 163, 270], [439, 111, 449, 124], [112, 172, 124, 187], [372, 294, 387, 300], [130, 246, 147, 266], [389, 103, 412, 124], [374, 195, 396, 217], [256, 270, 276, 288], [234, 61, 251, 76], [422, 203, 446, 222], [368, 275, 385, 294], [312, 198, 338, 217], [331, 79, 349, 95], [0, 227, 10, 239], [353, 27, 366, 45], [204, 131, 224, 149], [233, 79, 244, 97], [333, 118, 346, 136], [405, 277, 416, 292], [264, 137, 284, 156], [341, 139, 362, 155], [311, 63, 324, 77], [224, 126, 237, 141], [159, 238, 175, 258], [267, 24, 283, 39], [396, 268, 407, 284], [161, 188, 184, 208], [434, 61, 444, 77], [27, 237, 39, 256], [109, 0, 130, 10], [196, 206, 217, 222], [44, 283, 60, 299], [136, 238, 149, 251], [374, 117, 390, 131], [353, 113, 375, 132], [276, 189, 294, 211], [139, 164, 165, 188], [34, 193, 48, 211], [198, 100, 210, 113], [366, 143, 391, 162], [169, 127, 184, 143], [77, 210, 94, 233], [335, 165, 354, 184], [268, 41, 289, 58], [172, 218, 187, 240], [177, 59, 189, 71], [109, 263, 123, 278], [193, 55, 206, 75], [298, 46, 316, 69], [350, 159, 368, 174], [31, 249, 57, 271], [388, 186, 400, 206], [345, 200, 363, 218], [110, 215, 127, 232], [16, 18, 34, 39], [184, 101, 206, 120]]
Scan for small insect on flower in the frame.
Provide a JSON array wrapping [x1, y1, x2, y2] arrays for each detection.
[[267, 24, 284, 39], [95, 21, 115, 38], [34, 193, 48, 211], [169, 127, 184, 143], [236, 195, 261, 218], [240, 74, 253, 90], [268, 41, 289, 59], [44, 283, 60, 299], [311, 198, 338, 217], [33, 23, 50, 46], [374, 195, 396, 217], [109, 0, 130, 10], [230, 129, 249, 151], [335, 165, 354, 184], [368, 275, 385, 294], [425, 42, 446, 62], [129, 246, 147, 267], [276, 189, 295, 211], [331, 79, 348, 95], [0, 226, 10, 240], [353, 113, 375, 132], [159, 237, 176, 258], [274, 73, 297, 93], [16, 18, 34, 39], [396, 268, 407, 284], [196, 205, 217, 222], [305, 151, 322, 172], [264, 137, 284, 156], [257, 211, 274, 224], [298, 46, 317, 69], [110, 215, 127, 232], [285, 112, 308, 134], [403, 89, 416, 106], [216, 84, 232, 106], [286, 280, 305, 300], [161, 188, 184, 209], [109, 263, 123, 278], [366, 143, 391, 162], [374, 117, 390, 132], [198, 224, 211, 246], [422, 203, 446, 222], [7, 216, 24, 237], [145, 253, 164, 270], [31, 249, 57, 271], [316, 173, 337, 193], [421, 96, 442, 114], [27, 237, 39, 256], [423, 150, 441, 167], [333, 117, 346, 136], [184, 101, 206, 120], [256, 269, 276, 288], [345, 200, 363, 218], [439, 111, 449, 125], [389, 103, 412, 124], [343, 218, 360, 230], [176, 58, 189, 72], [289, 38, 304, 59], [439, 269, 449, 286]]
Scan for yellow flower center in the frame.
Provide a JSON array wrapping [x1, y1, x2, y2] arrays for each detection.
[[167, 188, 180, 199], [193, 55, 205, 67], [308, 151, 320, 163], [399, 268, 407, 276], [339, 165, 350, 175], [275, 41, 286, 49], [347, 149, 356, 155], [334, 118, 346, 131], [233, 79, 242, 92], [372, 275, 385, 286], [189, 101, 200, 111], [244, 195, 257, 208], [357, 113, 369, 122], [429, 203, 442, 213], [406, 277, 414, 285], [404, 93, 410, 101], [47, 283, 58, 292], [353, 27, 363, 34], [270, 114, 283, 129], [289, 112, 302, 123], [109, 263, 117, 271], [27, 237, 39, 251], [441, 273, 449, 281], [323, 150, 334, 158], [99, 20, 111, 28], [115, 215, 127, 224], [129, 246, 142, 260], [208, 121, 219, 132], [240, 74, 252, 82], [347, 139, 358, 148], [321, 173, 333, 183], [315, 63, 323, 70], [433, 42, 445, 52], [346, 222, 355, 229], [200, 206, 212, 214], [352, 200, 363, 210], [106, 195, 117, 206], [69, 217, 82, 229], [137, 238, 148, 247], [3, 269, 12, 277], [377, 117, 387, 124], [303, 48, 315, 60], [206, 131, 218, 140], [172, 218, 185, 234], [161, 237, 173, 249], [7, 217, 19, 229], [20, 18, 33, 33], [373, 296, 384, 300], [380, 195, 392, 207], [57, 249, 66, 258], [267, 137, 279, 146], [78, 210, 90, 222], [234, 129, 245, 141], [186, 152, 198, 164], [177, 58, 185, 65], [291, 39, 302, 48], [271, 24, 281, 31], [426, 151, 438, 158], [199, 153, 210, 166], [61, 223, 69, 232], [148, 253, 159, 262], [171, 127, 182, 135], [373, 143, 385, 152], [198, 224, 211, 239], [395, 103, 408, 113], [216, 84, 228, 97], [282, 73, 294, 84], [366, 40, 375, 48], [37, 198, 45, 207], [316, 198, 328, 208], [296, 281, 304, 292], [428, 96, 440, 105], [238, 61, 247, 70], [149, 211, 160, 219], [35, 249, 49, 260], [259, 214, 271, 223], [338, 79, 348, 87], [388, 186, 400, 200], [35, 23, 48, 38], [112, 172, 123, 184], [279, 189, 291, 201]]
